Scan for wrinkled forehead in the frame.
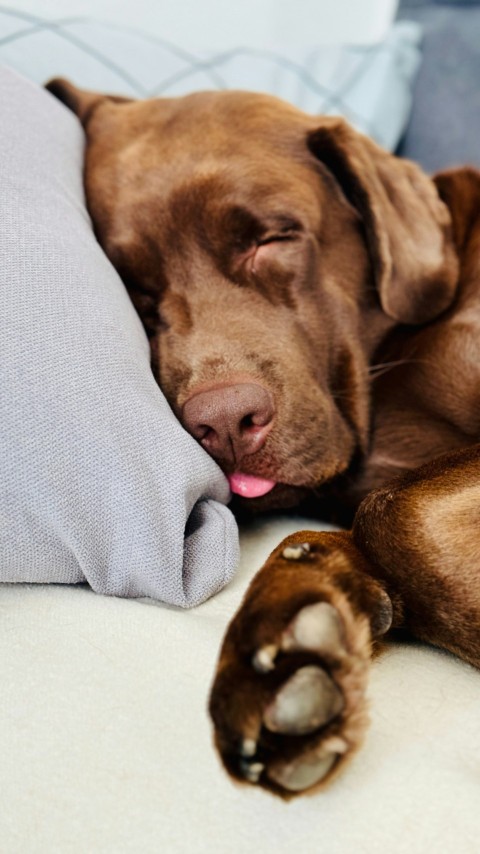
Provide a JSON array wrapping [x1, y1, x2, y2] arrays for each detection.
[[113, 157, 323, 259], [85, 90, 324, 247], [143, 89, 314, 153], [91, 89, 317, 187], [155, 109, 316, 183]]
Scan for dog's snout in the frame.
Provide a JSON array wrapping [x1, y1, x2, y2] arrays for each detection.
[[182, 383, 275, 464]]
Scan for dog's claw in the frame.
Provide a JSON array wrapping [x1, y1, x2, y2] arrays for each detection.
[[263, 664, 344, 735], [252, 643, 277, 673], [239, 760, 265, 783], [240, 738, 257, 757], [281, 543, 311, 560]]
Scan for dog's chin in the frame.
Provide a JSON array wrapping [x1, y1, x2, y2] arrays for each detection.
[[229, 482, 311, 518]]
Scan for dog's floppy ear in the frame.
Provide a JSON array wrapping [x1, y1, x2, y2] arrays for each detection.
[[45, 78, 131, 126], [308, 118, 459, 325]]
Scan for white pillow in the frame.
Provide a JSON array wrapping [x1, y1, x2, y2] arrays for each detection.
[[0, 6, 421, 151]]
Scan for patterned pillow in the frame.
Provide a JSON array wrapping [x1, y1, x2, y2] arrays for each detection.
[[0, 6, 422, 150]]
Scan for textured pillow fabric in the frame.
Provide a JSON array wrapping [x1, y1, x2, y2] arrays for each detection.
[[0, 65, 239, 607], [0, 6, 422, 151]]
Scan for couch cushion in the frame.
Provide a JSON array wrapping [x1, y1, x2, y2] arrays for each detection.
[[398, 0, 480, 169], [0, 65, 239, 607]]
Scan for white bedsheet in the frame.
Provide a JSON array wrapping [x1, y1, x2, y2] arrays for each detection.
[[1, 515, 478, 854]]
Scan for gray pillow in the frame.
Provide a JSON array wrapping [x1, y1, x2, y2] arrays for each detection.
[[0, 65, 239, 607]]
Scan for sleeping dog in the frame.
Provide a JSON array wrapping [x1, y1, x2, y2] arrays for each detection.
[[47, 79, 480, 796]]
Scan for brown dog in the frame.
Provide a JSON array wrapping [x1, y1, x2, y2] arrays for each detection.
[[47, 79, 480, 797]]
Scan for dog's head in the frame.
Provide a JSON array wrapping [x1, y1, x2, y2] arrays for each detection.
[[47, 79, 458, 511]]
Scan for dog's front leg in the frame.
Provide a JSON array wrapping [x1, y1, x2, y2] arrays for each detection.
[[353, 443, 480, 670], [209, 445, 480, 796]]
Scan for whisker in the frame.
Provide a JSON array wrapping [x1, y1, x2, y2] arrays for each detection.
[[368, 358, 415, 375], [367, 356, 437, 379]]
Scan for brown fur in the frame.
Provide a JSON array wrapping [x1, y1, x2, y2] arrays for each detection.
[[47, 79, 480, 794]]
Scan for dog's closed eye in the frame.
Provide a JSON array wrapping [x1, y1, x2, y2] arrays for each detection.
[[245, 237, 299, 276], [235, 223, 302, 276]]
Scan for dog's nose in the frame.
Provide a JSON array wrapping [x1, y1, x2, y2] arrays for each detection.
[[182, 382, 274, 464]]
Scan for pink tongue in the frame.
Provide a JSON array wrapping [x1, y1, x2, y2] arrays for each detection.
[[228, 472, 276, 498]]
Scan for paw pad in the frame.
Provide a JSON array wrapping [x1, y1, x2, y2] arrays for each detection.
[[263, 665, 344, 735], [268, 752, 338, 792]]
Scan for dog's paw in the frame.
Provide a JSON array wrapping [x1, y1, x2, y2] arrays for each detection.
[[209, 534, 381, 796]]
